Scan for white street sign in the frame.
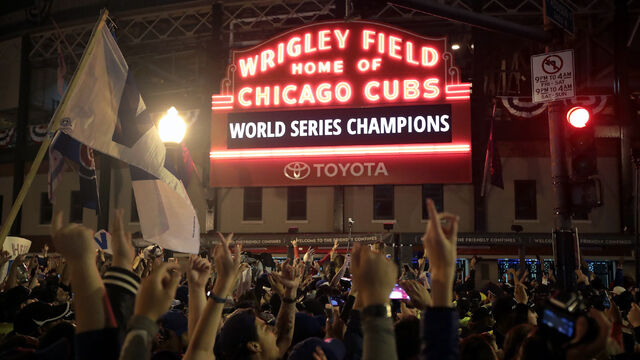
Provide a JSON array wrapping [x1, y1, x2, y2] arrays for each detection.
[[531, 49, 575, 103]]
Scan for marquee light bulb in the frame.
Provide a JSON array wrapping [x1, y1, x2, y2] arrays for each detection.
[[451, 44, 460, 50], [158, 106, 187, 143]]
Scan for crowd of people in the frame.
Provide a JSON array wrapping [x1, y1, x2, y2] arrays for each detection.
[[0, 199, 639, 359]]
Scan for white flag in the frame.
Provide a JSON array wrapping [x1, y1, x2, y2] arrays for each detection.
[[54, 19, 200, 253]]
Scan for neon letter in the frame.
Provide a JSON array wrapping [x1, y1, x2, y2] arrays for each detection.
[[389, 36, 402, 59], [362, 30, 375, 50], [364, 81, 380, 101], [421, 47, 439, 67], [357, 59, 370, 72], [335, 82, 352, 103], [255, 86, 270, 106], [283, 85, 297, 105], [371, 58, 382, 71], [304, 62, 316, 74], [260, 49, 275, 71], [238, 87, 253, 106], [287, 37, 302, 57], [298, 84, 316, 104], [238, 55, 258, 77], [334, 60, 344, 73], [406, 41, 419, 65], [403, 79, 420, 100], [423, 78, 440, 99], [277, 43, 285, 64], [304, 33, 317, 53], [318, 30, 331, 50], [334, 29, 350, 49], [291, 63, 303, 75], [316, 83, 332, 103], [383, 80, 399, 100]]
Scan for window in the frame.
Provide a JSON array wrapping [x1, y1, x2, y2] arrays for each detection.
[[70, 191, 83, 223], [130, 193, 139, 223], [287, 187, 307, 220], [40, 192, 53, 224], [373, 185, 394, 220], [243, 187, 262, 221], [514, 180, 537, 220], [421, 184, 444, 219]]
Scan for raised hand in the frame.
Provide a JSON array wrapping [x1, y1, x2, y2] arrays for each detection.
[[325, 307, 346, 340], [399, 280, 432, 310], [51, 211, 96, 266], [187, 254, 212, 290], [110, 209, 136, 270], [421, 199, 459, 307], [303, 247, 315, 263], [351, 243, 396, 307], [270, 260, 302, 298], [134, 262, 183, 321], [212, 232, 242, 297], [628, 303, 640, 328], [514, 283, 528, 304]]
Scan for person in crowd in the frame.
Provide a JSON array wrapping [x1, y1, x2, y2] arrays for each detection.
[[0, 198, 630, 360]]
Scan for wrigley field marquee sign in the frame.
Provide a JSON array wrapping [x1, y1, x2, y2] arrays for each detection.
[[210, 21, 472, 186]]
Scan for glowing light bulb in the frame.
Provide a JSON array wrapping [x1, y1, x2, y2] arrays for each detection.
[[158, 106, 187, 143]]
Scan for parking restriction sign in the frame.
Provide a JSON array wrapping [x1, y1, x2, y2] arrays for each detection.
[[531, 49, 575, 103]]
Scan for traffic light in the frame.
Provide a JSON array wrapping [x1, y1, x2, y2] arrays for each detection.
[[565, 106, 602, 216], [566, 106, 597, 178]]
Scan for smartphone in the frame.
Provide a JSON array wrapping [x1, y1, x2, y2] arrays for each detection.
[[541, 308, 575, 338], [601, 291, 611, 309], [389, 284, 410, 300], [329, 296, 343, 306]]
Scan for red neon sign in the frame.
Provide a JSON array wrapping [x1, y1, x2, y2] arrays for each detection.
[[210, 21, 472, 187], [212, 21, 470, 112], [210, 143, 471, 159]]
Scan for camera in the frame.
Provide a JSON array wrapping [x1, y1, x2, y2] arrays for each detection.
[[539, 291, 599, 353]]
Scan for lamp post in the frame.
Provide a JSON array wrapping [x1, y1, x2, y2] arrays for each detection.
[[157, 106, 187, 259]]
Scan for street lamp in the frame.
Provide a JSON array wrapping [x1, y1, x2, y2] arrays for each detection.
[[158, 106, 187, 143]]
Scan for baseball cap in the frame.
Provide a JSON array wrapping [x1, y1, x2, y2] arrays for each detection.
[[288, 337, 346, 360], [214, 309, 258, 359], [613, 286, 626, 296], [159, 310, 188, 337], [292, 312, 323, 346]]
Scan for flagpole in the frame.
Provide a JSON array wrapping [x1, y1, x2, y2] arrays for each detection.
[[0, 9, 110, 249], [480, 102, 497, 197]]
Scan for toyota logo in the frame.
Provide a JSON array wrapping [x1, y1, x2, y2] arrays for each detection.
[[284, 162, 311, 180]]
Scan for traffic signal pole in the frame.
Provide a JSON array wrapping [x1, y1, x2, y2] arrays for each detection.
[[548, 101, 577, 291], [544, 5, 577, 291]]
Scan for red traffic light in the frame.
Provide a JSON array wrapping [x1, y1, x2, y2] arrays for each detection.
[[566, 106, 590, 128]]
